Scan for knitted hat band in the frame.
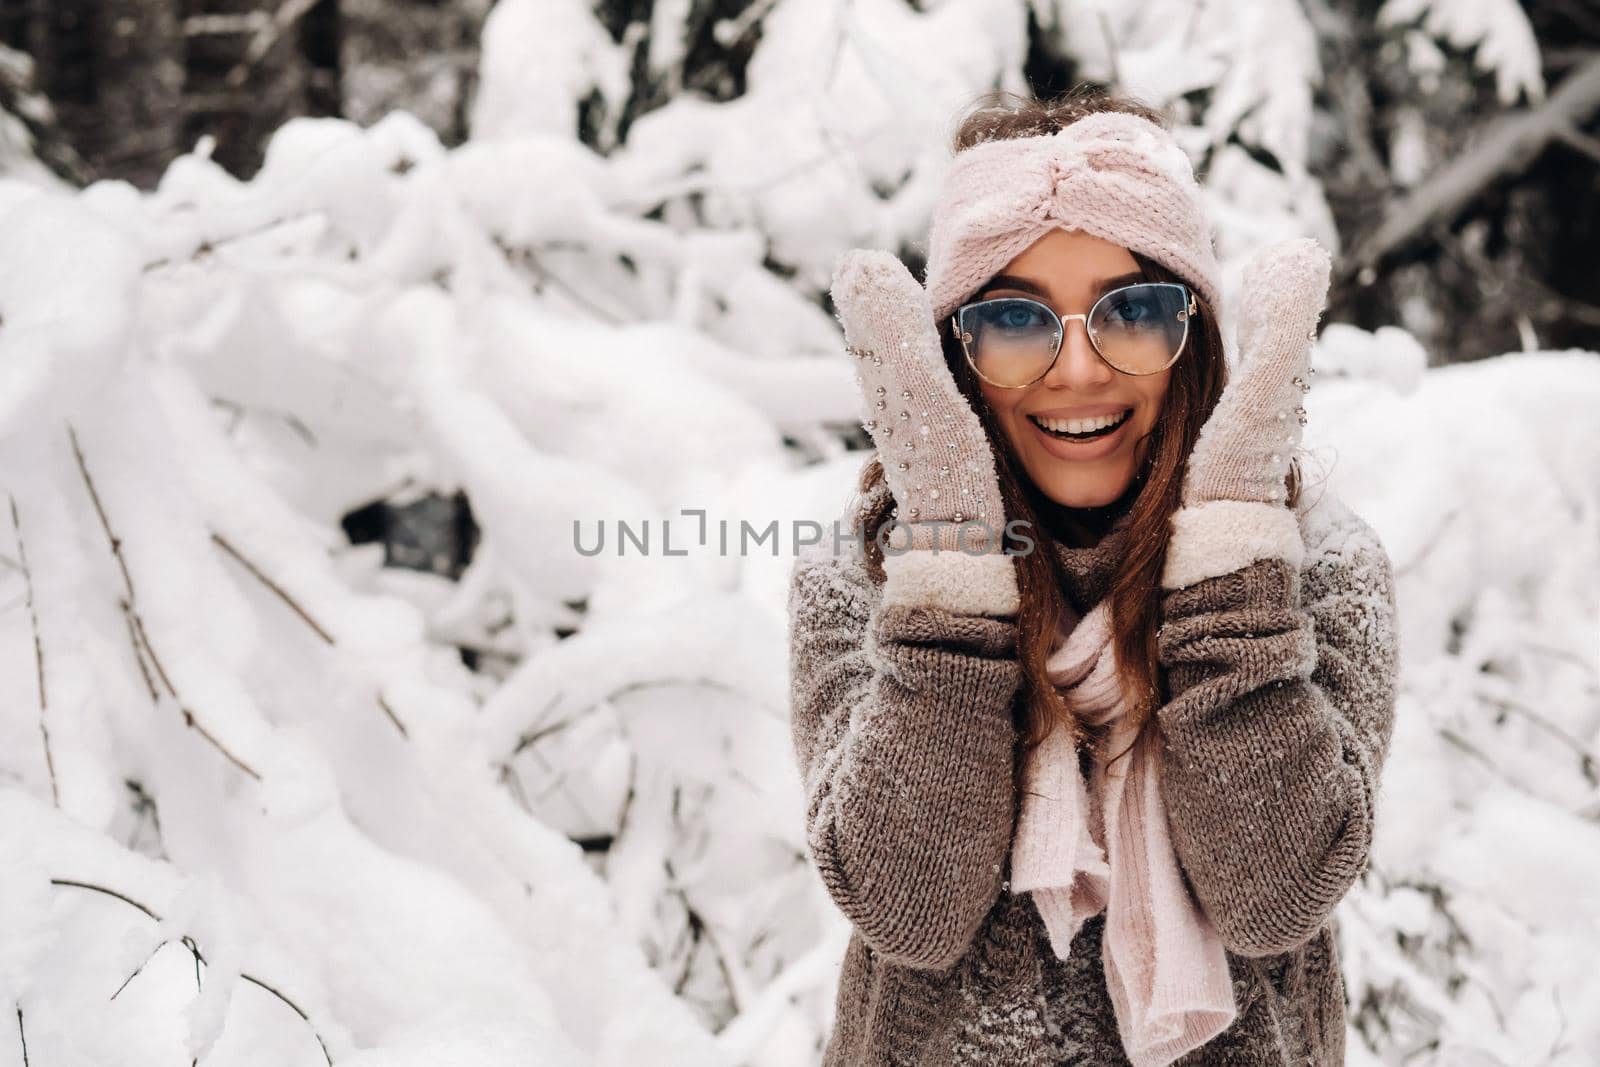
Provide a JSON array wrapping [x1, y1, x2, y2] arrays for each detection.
[[923, 111, 1223, 328]]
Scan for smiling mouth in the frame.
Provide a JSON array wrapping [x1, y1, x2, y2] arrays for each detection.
[[1029, 408, 1132, 441]]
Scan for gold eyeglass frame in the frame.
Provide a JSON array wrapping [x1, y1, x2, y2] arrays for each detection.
[[951, 283, 1198, 388]]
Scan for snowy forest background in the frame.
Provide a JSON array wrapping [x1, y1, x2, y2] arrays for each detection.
[[0, 0, 1597, 1064]]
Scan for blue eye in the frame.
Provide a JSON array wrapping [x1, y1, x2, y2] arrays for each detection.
[[991, 302, 1047, 332], [1106, 296, 1156, 324], [1100, 292, 1164, 329]]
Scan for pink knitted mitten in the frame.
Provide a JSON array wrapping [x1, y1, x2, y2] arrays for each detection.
[[830, 249, 1020, 617], [1160, 237, 1332, 590]]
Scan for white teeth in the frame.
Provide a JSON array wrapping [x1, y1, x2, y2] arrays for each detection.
[[1033, 409, 1129, 434]]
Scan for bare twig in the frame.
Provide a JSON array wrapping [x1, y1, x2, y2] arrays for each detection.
[[209, 532, 408, 739], [614, 751, 640, 846], [211, 397, 318, 448], [121, 605, 160, 702], [498, 762, 534, 815], [16, 1006, 27, 1067], [141, 211, 325, 274], [9, 495, 58, 806], [210, 533, 334, 644], [504, 692, 566, 757], [127, 608, 262, 781], [508, 702, 581, 759], [183, 935, 202, 992], [50, 878, 158, 919], [109, 937, 170, 1001], [1484, 693, 1598, 786], [49, 878, 333, 1065], [1438, 726, 1542, 800], [375, 694, 409, 739], [68, 425, 262, 781], [499, 240, 626, 325], [67, 425, 138, 600], [669, 886, 739, 1004]]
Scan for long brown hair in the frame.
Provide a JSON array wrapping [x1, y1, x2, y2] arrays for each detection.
[[853, 86, 1301, 767]]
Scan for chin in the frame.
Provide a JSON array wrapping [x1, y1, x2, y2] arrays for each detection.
[[1035, 469, 1136, 509]]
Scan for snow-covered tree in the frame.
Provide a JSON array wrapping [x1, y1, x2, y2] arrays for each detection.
[[0, 1, 1595, 1064]]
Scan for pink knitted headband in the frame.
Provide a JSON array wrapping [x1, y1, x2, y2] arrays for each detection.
[[923, 111, 1223, 328]]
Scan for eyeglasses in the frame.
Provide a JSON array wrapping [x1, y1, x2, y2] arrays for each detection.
[[951, 283, 1197, 388]]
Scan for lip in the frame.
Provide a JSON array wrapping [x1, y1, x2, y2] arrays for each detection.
[[1028, 408, 1133, 460], [1029, 404, 1133, 420]]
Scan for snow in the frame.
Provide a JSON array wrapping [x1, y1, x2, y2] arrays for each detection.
[[1379, 0, 1546, 105], [0, 3, 1593, 1065]]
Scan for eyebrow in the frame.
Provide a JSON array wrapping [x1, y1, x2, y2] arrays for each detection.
[[980, 270, 1145, 300]]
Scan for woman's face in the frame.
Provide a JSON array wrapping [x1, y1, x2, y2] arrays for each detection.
[[970, 228, 1172, 510]]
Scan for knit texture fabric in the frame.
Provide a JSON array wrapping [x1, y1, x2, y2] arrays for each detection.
[[830, 248, 1012, 569], [922, 111, 1224, 326], [1009, 596, 1236, 1067], [787, 474, 1400, 1065], [1175, 238, 1331, 514]]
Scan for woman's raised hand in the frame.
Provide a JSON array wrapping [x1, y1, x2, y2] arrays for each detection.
[[1179, 237, 1332, 508], [1160, 237, 1331, 592], [830, 249, 1009, 554]]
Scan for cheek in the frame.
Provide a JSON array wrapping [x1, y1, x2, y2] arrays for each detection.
[[978, 387, 1016, 433], [990, 398, 1034, 458], [1139, 377, 1172, 424]]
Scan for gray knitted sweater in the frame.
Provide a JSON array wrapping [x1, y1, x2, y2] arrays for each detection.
[[786, 481, 1399, 1065]]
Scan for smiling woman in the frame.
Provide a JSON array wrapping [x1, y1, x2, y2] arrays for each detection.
[[789, 85, 1399, 1067], [963, 229, 1179, 516]]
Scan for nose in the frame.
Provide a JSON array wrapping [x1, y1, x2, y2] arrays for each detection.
[[1041, 315, 1115, 390]]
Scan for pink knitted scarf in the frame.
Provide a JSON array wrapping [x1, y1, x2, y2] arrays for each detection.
[[1009, 597, 1237, 1066]]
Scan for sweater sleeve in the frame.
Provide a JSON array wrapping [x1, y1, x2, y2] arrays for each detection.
[[786, 541, 1023, 971], [1153, 503, 1400, 958]]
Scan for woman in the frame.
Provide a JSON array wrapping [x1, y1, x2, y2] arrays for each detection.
[[787, 88, 1400, 1066]]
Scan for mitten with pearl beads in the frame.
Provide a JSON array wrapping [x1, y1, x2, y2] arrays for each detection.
[[830, 248, 1019, 617], [1160, 237, 1331, 591]]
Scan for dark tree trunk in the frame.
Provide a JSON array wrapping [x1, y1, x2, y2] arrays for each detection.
[[19, 0, 185, 187], [183, 0, 317, 180], [301, 0, 343, 118]]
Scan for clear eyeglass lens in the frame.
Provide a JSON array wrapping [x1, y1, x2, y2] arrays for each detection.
[[1088, 284, 1190, 374], [959, 298, 1060, 387], [959, 285, 1189, 385]]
